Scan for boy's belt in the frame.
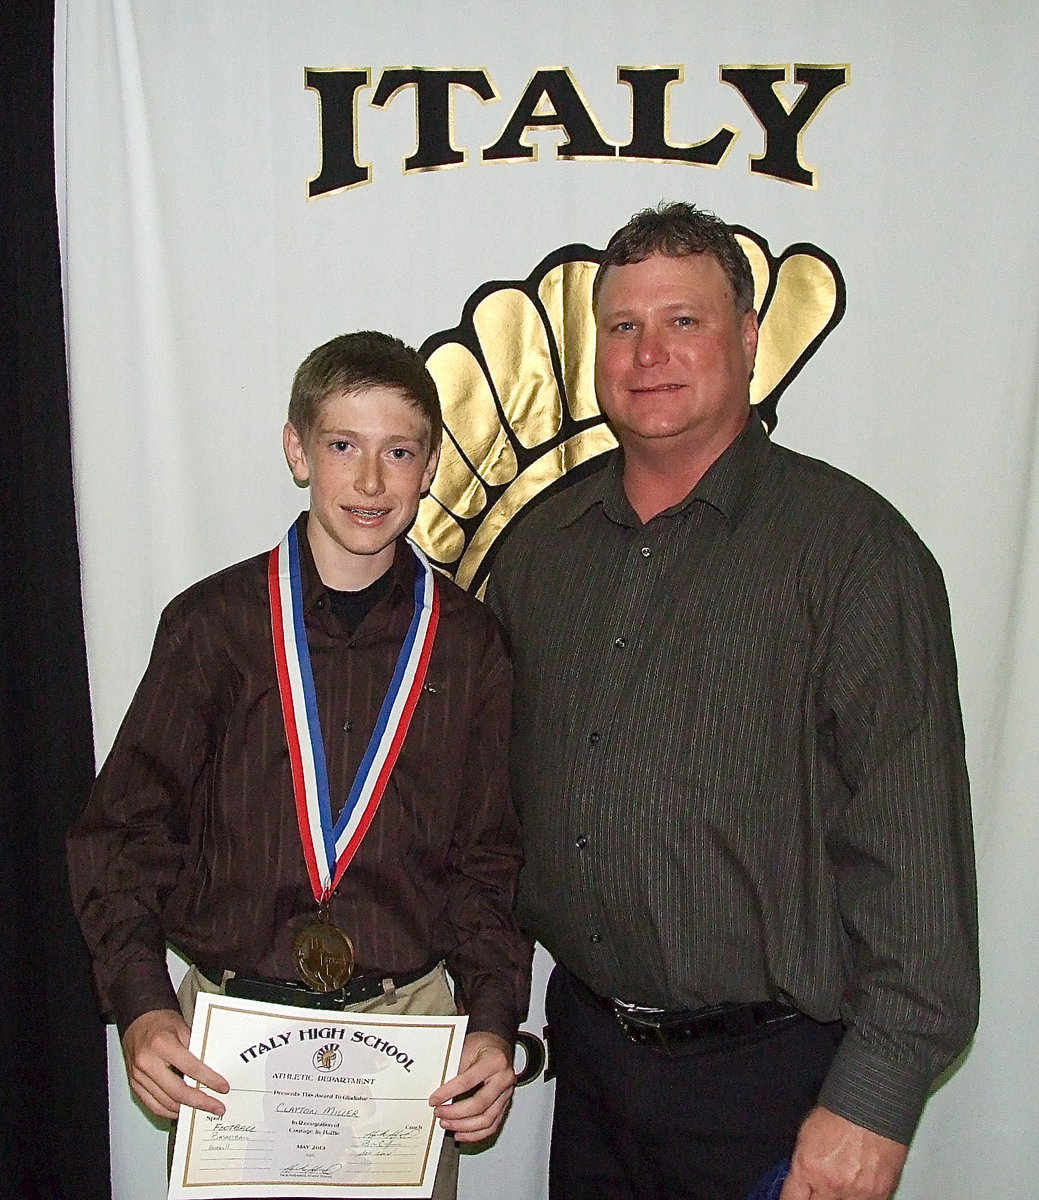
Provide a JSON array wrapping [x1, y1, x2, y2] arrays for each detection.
[[197, 960, 440, 1010]]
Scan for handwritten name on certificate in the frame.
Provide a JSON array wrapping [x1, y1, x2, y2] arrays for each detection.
[[168, 993, 467, 1198]]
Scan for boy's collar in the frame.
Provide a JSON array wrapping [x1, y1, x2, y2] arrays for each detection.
[[292, 512, 417, 613]]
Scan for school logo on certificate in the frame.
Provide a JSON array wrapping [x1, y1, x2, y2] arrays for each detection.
[[314, 1043, 343, 1072]]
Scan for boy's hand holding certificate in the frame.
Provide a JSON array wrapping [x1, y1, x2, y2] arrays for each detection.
[[168, 993, 468, 1199]]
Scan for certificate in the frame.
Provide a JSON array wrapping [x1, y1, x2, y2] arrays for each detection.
[[168, 992, 467, 1198]]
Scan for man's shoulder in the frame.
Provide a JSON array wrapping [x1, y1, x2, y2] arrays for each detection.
[[767, 437, 886, 502], [764, 438, 927, 550], [493, 456, 614, 567]]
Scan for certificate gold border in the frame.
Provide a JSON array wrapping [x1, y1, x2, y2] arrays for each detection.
[[172, 995, 466, 1197]]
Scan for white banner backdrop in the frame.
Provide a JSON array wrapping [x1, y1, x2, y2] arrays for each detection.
[[59, 3, 1039, 1197]]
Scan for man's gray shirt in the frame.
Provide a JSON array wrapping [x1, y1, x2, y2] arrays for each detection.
[[487, 416, 978, 1144]]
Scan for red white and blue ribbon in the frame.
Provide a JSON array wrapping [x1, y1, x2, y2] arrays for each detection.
[[268, 524, 440, 903]]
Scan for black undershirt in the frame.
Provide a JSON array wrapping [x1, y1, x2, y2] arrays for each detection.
[[324, 567, 395, 636]]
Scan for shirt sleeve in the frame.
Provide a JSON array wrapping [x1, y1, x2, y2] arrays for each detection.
[[66, 606, 224, 1034], [814, 525, 979, 1144], [442, 618, 532, 1043]]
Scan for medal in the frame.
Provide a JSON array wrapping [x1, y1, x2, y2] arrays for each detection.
[[293, 914, 355, 992], [269, 523, 439, 990]]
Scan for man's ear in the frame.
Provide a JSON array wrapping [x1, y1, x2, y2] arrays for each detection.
[[741, 309, 759, 376], [283, 422, 310, 488], [421, 442, 441, 495]]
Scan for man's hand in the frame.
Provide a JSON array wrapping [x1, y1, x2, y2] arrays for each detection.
[[780, 1106, 908, 1200], [121, 1008, 230, 1121], [428, 1030, 515, 1144]]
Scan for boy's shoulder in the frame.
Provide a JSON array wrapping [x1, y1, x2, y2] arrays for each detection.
[[157, 539, 506, 655], [413, 550, 509, 675], [159, 547, 271, 633], [429, 561, 503, 639]]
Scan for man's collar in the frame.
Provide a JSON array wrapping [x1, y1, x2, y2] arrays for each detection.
[[688, 415, 772, 528], [551, 414, 772, 531]]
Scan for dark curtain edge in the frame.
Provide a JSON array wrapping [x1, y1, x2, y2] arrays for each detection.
[[1, 2, 112, 1197]]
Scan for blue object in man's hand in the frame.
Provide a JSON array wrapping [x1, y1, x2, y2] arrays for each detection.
[[744, 1158, 790, 1200]]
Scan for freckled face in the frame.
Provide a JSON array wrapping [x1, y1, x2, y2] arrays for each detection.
[[283, 387, 438, 585], [594, 252, 758, 454]]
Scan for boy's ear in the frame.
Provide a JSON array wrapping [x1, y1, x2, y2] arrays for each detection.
[[283, 422, 310, 488]]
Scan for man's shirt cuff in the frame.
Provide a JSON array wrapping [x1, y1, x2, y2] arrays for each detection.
[[816, 1026, 937, 1145]]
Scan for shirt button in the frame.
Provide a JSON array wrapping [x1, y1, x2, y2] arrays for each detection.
[[640, 546, 652, 558], [575, 835, 588, 849], [589, 933, 602, 944], [614, 637, 627, 649], [588, 731, 601, 745], [343, 720, 353, 732]]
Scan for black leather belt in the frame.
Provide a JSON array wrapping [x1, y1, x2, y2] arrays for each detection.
[[198, 960, 439, 1011], [572, 974, 800, 1052], [612, 1000, 800, 1050]]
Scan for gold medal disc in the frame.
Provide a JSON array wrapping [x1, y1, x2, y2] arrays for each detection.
[[293, 921, 355, 992]]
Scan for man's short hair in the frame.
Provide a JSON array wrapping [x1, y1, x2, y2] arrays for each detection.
[[592, 201, 755, 315], [289, 331, 442, 449]]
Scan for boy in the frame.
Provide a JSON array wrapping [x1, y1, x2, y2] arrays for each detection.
[[68, 331, 530, 1197]]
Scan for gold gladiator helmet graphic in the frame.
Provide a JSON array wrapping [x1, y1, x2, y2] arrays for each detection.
[[313, 1043, 342, 1072], [412, 228, 845, 593]]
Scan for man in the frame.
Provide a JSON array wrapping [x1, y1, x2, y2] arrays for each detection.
[[68, 331, 530, 1197], [488, 203, 978, 1200]]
